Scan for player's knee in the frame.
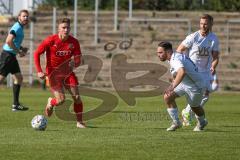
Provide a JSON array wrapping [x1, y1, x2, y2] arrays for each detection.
[[73, 95, 81, 104], [18, 77, 23, 84], [14, 75, 23, 84], [163, 94, 172, 104], [56, 97, 65, 105], [191, 106, 204, 117], [58, 99, 65, 105], [200, 95, 209, 107]]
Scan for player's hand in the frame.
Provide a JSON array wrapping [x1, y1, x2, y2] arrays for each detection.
[[18, 51, 26, 57], [18, 47, 29, 57], [210, 67, 216, 75], [69, 58, 75, 70], [164, 84, 174, 96], [37, 72, 46, 79], [21, 47, 29, 53]]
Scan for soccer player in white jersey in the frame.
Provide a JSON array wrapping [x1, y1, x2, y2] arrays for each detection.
[[157, 41, 208, 131], [176, 14, 220, 126]]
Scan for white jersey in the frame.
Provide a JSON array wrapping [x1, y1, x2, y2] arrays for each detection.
[[169, 52, 204, 89], [182, 31, 219, 72]]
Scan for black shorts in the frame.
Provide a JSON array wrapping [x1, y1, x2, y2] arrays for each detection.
[[0, 50, 21, 77]]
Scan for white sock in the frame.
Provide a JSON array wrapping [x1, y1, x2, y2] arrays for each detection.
[[167, 108, 180, 124], [185, 104, 192, 112], [200, 95, 209, 108]]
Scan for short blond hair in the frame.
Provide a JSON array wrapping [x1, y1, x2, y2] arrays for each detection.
[[58, 18, 70, 25]]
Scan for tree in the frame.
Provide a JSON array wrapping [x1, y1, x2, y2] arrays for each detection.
[[43, 0, 74, 9]]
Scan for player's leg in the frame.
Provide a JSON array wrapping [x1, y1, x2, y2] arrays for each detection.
[[0, 51, 8, 84], [186, 88, 208, 131], [10, 55, 28, 111], [45, 73, 66, 117], [164, 85, 183, 131], [65, 73, 85, 128], [11, 74, 28, 110], [199, 72, 212, 108], [181, 104, 194, 126], [197, 73, 218, 115], [191, 107, 208, 131], [182, 72, 211, 125], [45, 89, 65, 117], [12, 72, 23, 105], [67, 86, 85, 128], [182, 91, 208, 127], [200, 90, 209, 107]]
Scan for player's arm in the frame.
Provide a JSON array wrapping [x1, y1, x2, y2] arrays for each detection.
[[5, 31, 25, 56], [210, 36, 220, 74], [177, 34, 193, 54], [165, 67, 185, 95], [6, 30, 28, 57], [73, 54, 81, 68], [176, 43, 188, 53], [210, 51, 219, 75], [5, 33, 18, 52], [34, 38, 50, 79], [72, 40, 82, 68], [172, 67, 185, 88]]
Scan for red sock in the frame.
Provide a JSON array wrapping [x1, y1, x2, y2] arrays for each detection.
[[74, 102, 83, 122], [50, 98, 58, 106]]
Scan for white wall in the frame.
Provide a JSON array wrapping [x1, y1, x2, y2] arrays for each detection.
[[0, 0, 12, 15], [13, 0, 34, 16]]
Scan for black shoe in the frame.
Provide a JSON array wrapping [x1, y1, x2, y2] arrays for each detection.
[[12, 104, 29, 111]]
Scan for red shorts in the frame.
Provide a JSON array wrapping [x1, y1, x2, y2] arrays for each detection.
[[48, 72, 79, 91]]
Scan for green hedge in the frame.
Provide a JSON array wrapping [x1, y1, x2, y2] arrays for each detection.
[[41, 0, 240, 11]]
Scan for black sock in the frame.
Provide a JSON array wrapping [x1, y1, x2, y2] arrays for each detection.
[[13, 84, 21, 105]]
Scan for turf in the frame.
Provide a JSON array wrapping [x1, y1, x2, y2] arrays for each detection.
[[0, 87, 239, 160]]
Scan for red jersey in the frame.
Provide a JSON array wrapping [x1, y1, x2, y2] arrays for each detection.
[[34, 34, 81, 74]]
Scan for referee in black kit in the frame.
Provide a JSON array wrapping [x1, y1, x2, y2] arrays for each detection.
[[0, 9, 29, 111]]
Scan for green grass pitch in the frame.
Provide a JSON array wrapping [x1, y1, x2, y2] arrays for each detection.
[[0, 87, 240, 160]]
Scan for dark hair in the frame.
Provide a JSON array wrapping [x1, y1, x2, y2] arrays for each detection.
[[58, 18, 71, 25], [18, 9, 29, 16], [201, 14, 213, 24], [158, 41, 173, 52]]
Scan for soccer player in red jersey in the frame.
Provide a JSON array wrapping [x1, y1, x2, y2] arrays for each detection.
[[34, 18, 85, 128]]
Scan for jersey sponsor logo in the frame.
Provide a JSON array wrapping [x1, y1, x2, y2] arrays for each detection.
[[197, 46, 210, 56], [56, 50, 72, 56]]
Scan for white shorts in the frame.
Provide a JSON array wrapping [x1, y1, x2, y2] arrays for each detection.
[[174, 83, 204, 107]]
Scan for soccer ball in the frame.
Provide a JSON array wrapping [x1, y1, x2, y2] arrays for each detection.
[[31, 115, 48, 131]]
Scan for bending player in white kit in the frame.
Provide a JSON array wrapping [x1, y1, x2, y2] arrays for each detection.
[[157, 41, 208, 131], [176, 14, 220, 126]]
